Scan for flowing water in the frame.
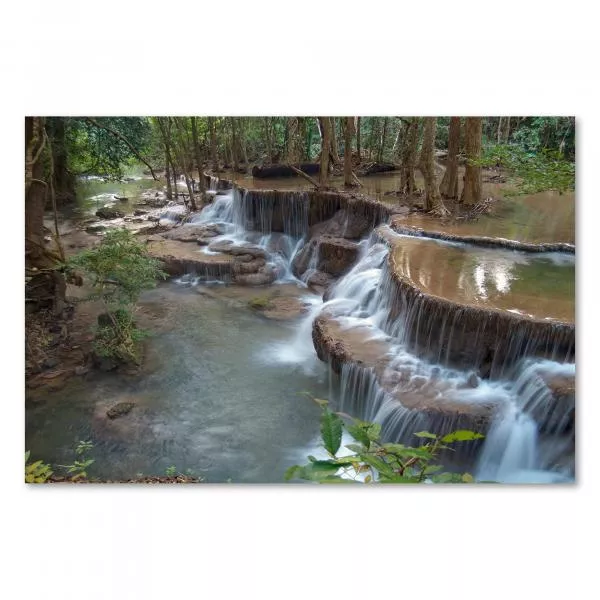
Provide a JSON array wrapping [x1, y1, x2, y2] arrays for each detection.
[[29, 172, 575, 483]]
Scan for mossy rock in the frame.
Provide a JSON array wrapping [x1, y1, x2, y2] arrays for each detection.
[[106, 401, 135, 419]]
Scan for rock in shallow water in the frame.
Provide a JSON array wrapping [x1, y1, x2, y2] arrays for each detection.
[[106, 401, 135, 420]]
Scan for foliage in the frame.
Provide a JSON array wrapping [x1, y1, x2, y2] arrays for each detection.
[[25, 451, 53, 483], [66, 117, 153, 180], [68, 229, 166, 362], [285, 403, 484, 484], [477, 143, 575, 195], [58, 440, 95, 481], [165, 465, 178, 477]]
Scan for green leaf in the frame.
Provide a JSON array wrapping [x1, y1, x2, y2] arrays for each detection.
[[25, 451, 31, 463], [431, 472, 464, 483], [413, 431, 438, 440], [347, 424, 371, 448], [345, 443, 366, 454], [284, 461, 342, 482], [365, 423, 382, 442], [320, 410, 343, 456], [360, 454, 395, 478], [461, 473, 475, 483], [382, 444, 433, 460], [440, 430, 485, 444]]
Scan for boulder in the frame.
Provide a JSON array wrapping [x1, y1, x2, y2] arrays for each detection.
[[317, 236, 360, 277]]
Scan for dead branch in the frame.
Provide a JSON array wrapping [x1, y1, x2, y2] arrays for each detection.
[[287, 164, 322, 188]]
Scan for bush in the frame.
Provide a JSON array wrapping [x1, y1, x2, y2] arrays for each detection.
[[67, 229, 166, 363]]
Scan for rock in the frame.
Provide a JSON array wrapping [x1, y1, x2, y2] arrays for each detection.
[[232, 257, 266, 275], [114, 195, 128, 202], [86, 224, 107, 234], [96, 207, 125, 219], [233, 266, 277, 286], [41, 357, 59, 370], [309, 209, 373, 240], [467, 373, 480, 388], [106, 401, 135, 420], [134, 209, 148, 216], [75, 365, 90, 376], [317, 236, 360, 277]]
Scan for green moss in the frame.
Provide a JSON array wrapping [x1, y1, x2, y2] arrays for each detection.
[[248, 295, 274, 311]]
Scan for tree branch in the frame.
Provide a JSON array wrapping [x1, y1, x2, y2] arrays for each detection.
[[286, 164, 322, 189], [85, 117, 159, 180]]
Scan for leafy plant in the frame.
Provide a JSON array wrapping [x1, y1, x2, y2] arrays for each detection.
[[285, 402, 484, 484], [25, 451, 53, 483], [476, 143, 575, 195], [58, 440, 95, 481], [165, 465, 178, 477], [67, 229, 166, 363]]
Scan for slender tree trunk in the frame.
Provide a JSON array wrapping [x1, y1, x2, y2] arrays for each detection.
[[419, 118, 449, 216], [440, 117, 461, 199], [497, 117, 503, 144], [191, 117, 206, 193], [318, 117, 332, 186], [504, 116, 511, 142], [461, 117, 483, 206], [329, 117, 340, 164], [168, 118, 198, 210], [400, 118, 419, 195], [164, 149, 172, 200], [344, 117, 355, 186], [356, 117, 361, 163], [368, 118, 378, 161], [208, 117, 218, 171], [230, 118, 239, 172], [263, 117, 273, 163], [305, 119, 313, 161], [286, 117, 302, 164], [378, 117, 388, 162]]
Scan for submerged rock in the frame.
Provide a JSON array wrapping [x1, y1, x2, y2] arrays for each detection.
[[106, 401, 135, 419]]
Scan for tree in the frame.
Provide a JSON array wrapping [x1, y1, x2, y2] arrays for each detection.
[[344, 117, 355, 187], [190, 117, 206, 194], [461, 117, 483, 206], [439, 117, 461, 199], [399, 117, 420, 195], [419, 117, 450, 216], [318, 117, 332, 186], [355, 117, 362, 163], [208, 117, 219, 171]]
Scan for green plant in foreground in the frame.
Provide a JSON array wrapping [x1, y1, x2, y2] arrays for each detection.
[[58, 440, 95, 481], [25, 451, 53, 483], [285, 402, 484, 483], [67, 228, 167, 363], [165, 465, 178, 477]]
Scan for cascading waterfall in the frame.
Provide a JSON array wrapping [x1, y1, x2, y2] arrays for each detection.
[[180, 174, 575, 482]]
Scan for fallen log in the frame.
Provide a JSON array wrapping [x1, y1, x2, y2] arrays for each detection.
[[252, 163, 320, 178], [355, 161, 399, 176]]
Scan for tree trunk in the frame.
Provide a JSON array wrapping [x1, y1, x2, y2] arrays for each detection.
[[164, 149, 172, 200], [263, 118, 273, 163], [167, 118, 198, 210], [344, 117, 354, 186], [439, 117, 461, 199], [46, 117, 75, 206], [318, 117, 332, 186], [418, 117, 449, 216], [191, 117, 206, 193], [461, 117, 483, 206], [497, 117, 503, 144], [25, 117, 50, 267], [356, 117, 361, 163], [208, 117, 218, 171], [329, 117, 340, 164], [286, 117, 302, 164], [378, 117, 388, 162], [400, 118, 419, 195]]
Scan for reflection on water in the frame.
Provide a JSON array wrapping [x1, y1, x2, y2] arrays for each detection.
[[391, 234, 574, 322]]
